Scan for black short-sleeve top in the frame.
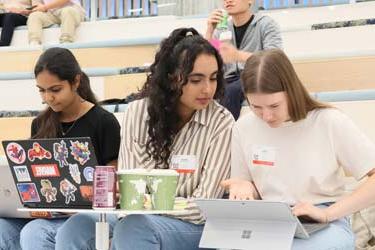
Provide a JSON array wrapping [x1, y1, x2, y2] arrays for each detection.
[[31, 105, 121, 165]]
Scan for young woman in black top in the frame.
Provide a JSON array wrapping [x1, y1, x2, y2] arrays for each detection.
[[0, 47, 120, 250]]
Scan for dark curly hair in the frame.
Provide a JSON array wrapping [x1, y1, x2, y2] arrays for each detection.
[[139, 27, 225, 168]]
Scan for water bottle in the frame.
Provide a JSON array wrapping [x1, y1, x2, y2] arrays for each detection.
[[217, 10, 232, 43]]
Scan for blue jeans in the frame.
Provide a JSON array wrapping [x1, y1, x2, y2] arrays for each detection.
[[20, 214, 118, 250], [20, 218, 67, 250], [292, 217, 355, 250], [111, 214, 208, 250], [54, 214, 117, 250], [17, 213, 355, 250], [0, 218, 30, 250]]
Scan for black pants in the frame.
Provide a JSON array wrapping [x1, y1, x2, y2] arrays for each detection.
[[221, 74, 245, 120], [0, 13, 27, 46]]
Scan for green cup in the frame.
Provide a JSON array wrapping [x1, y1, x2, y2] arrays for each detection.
[[147, 169, 179, 210], [117, 169, 148, 210]]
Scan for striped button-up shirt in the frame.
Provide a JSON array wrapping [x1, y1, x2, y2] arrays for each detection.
[[118, 98, 234, 224]]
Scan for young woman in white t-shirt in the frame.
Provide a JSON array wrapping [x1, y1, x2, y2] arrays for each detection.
[[223, 49, 375, 250]]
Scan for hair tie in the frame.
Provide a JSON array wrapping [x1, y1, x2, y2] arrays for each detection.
[[186, 31, 193, 37]]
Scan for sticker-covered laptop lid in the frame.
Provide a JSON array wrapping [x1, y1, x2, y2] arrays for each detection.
[[2, 137, 97, 209]]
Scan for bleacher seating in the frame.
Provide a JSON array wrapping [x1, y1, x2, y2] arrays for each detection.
[[0, 67, 146, 111], [0, 1, 374, 248], [0, 0, 374, 144]]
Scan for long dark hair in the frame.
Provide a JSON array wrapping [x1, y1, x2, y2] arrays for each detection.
[[32, 47, 98, 138], [140, 27, 225, 168], [241, 49, 330, 122]]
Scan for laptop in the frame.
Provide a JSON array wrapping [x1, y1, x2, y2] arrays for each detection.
[[195, 199, 328, 250], [2, 137, 97, 210], [0, 155, 32, 218]]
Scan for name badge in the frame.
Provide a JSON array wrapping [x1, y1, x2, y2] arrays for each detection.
[[251, 145, 276, 167], [170, 155, 197, 173]]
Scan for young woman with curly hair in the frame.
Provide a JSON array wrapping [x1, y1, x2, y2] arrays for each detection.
[[54, 27, 235, 250]]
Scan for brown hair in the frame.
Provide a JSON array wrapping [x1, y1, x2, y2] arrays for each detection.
[[241, 49, 330, 122]]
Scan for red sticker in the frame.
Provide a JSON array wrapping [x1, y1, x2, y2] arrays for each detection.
[[6, 142, 26, 164], [80, 185, 93, 201], [30, 211, 52, 218], [28, 142, 52, 161], [252, 160, 275, 166], [17, 183, 40, 202], [31, 164, 60, 177]]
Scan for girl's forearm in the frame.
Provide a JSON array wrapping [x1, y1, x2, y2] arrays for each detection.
[[325, 172, 375, 222]]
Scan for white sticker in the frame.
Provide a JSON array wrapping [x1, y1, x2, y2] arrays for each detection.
[[13, 166, 31, 182], [170, 155, 197, 173], [251, 145, 277, 167]]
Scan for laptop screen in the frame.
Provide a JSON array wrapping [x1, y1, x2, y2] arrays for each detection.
[[2, 137, 97, 209]]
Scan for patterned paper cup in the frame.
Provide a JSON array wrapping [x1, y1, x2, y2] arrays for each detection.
[[117, 169, 149, 210], [147, 170, 179, 210]]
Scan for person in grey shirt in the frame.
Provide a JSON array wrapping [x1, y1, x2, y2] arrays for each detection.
[[206, 0, 282, 120]]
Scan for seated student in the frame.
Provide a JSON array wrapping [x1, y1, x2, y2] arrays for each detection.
[[0, 0, 33, 46], [222, 49, 375, 250], [0, 47, 120, 250], [27, 0, 84, 45], [206, 0, 282, 120], [51, 27, 235, 250]]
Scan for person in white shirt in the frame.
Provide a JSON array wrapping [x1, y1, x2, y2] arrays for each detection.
[[27, 0, 85, 44], [223, 49, 375, 250]]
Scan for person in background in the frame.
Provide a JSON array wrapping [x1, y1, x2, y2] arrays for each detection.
[[206, 0, 282, 120], [0, 0, 33, 46], [27, 0, 85, 45], [223, 49, 375, 250]]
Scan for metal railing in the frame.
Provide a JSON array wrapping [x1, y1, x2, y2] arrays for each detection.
[[81, 0, 368, 20], [82, 0, 158, 21], [255, 0, 350, 10]]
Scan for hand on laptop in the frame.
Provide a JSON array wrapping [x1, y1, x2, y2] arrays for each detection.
[[220, 179, 259, 200], [292, 202, 330, 224]]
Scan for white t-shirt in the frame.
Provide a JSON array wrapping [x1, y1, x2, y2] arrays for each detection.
[[232, 108, 375, 205]]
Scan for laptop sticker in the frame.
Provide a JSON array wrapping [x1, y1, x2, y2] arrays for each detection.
[[28, 142, 52, 161], [6, 142, 26, 164], [60, 179, 77, 204], [69, 164, 81, 184], [70, 140, 90, 165], [31, 164, 60, 177], [83, 167, 94, 182], [53, 140, 69, 168], [17, 183, 40, 202], [80, 185, 93, 201], [29, 211, 52, 218], [13, 165, 31, 182], [40, 179, 57, 203]]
